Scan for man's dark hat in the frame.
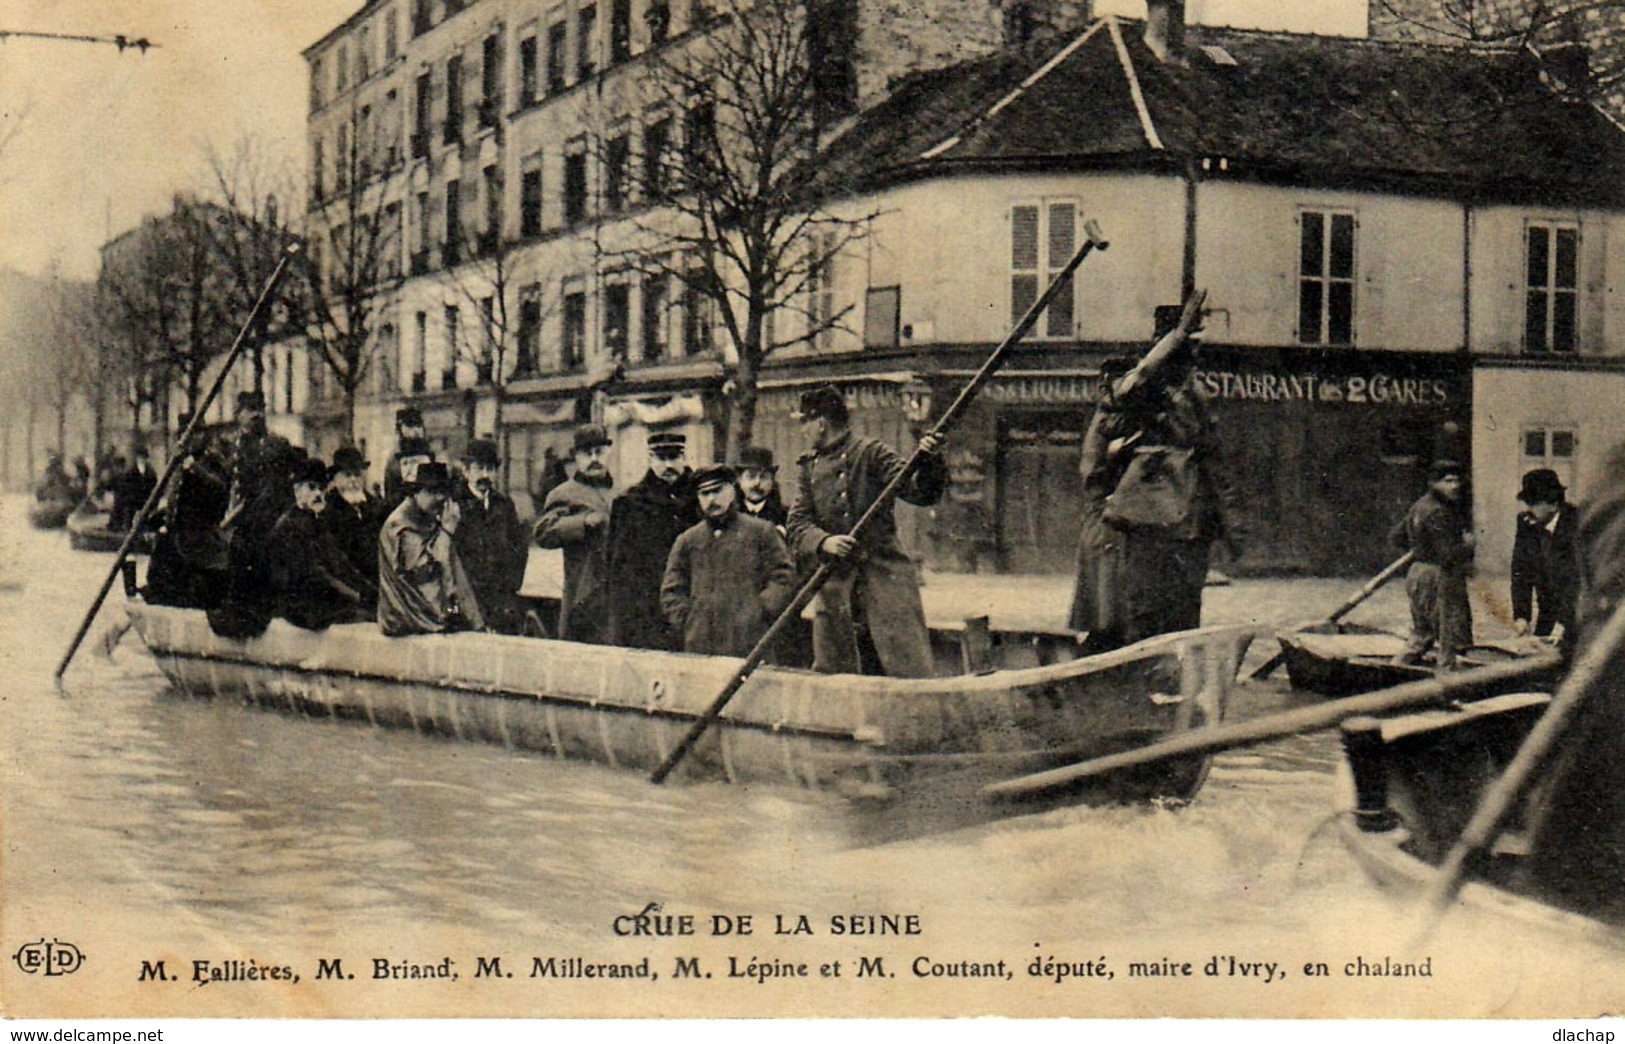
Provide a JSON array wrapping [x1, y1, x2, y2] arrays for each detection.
[[397, 436, 433, 459], [737, 446, 776, 472], [572, 423, 612, 453], [1518, 468, 1565, 504], [332, 445, 370, 473], [1430, 459, 1467, 481], [396, 406, 424, 428], [236, 391, 266, 413], [176, 411, 194, 431], [291, 457, 331, 487], [694, 463, 737, 490], [794, 384, 848, 423], [411, 460, 452, 491], [648, 428, 687, 453], [462, 438, 501, 467]]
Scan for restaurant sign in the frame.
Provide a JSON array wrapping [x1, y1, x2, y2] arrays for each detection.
[[1189, 349, 1462, 408]]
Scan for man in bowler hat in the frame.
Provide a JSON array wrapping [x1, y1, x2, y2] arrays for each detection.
[[453, 437, 530, 634], [786, 384, 946, 676], [605, 425, 699, 650], [324, 445, 384, 610], [736, 445, 787, 531], [535, 424, 617, 643], [1511, 467, 1580, 660], [384, 406, 433, 508]]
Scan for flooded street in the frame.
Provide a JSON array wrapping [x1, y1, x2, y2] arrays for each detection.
[[2, 495, 1619, 1019]]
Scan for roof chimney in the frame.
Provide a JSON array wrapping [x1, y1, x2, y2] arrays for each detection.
[[1144, 0, 1187, 64]]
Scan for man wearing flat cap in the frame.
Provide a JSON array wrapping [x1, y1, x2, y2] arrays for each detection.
[[605, 424, 700, 650], [1391, 459, 1475, 670], [535, 424, 617, 643], [1511, 467, 1580, 660], [452, 437, 530, 634], [377, 460, 486, 636], [267, 457, 373, 630], [786, 384, 946, 677], [662, 463, 796, 657], [323, 445, 384, 610]]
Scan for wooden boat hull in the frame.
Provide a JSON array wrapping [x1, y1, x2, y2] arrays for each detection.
[[1336, 692, 1623, 945], [27, 499, 74, 530], [66, 503, 153, 554], [1278, 625, 1559, 697], [128, 604, 1250, 802]]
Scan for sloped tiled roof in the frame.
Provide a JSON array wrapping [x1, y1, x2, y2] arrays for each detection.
[[813, 16, 1625, 205]]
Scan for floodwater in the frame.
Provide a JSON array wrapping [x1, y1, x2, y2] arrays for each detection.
[[1, 494, 1619, 1020]]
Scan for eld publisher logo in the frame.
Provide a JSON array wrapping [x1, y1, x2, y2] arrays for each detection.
[[13, 938, 85, 976]]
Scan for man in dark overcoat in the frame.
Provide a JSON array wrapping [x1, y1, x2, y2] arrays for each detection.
[[452, 438, 530, 634], [785, 385, 946, 677], [268, 457, 372, 630], [323, 445, 384, 611], [146, 415, 230, 609], [109, 443, 158, 533], [662, 464, 796, 657], [534, 424, 616, 643], [605, 427, 698, 650], [1510, 467, 1581, 661]]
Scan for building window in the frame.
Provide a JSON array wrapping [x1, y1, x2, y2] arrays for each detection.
[[384, 88, 401, 167], [642, 269, 669, 362], [477, 295, 496, 382], [382, 202, 402, 280], [520, 162, 543, 237], [682, 264, 714, 356], [605, 131, 630, 213], [604, 280, 630, 361], [1010, 200, 1076, 338], [646, 0, 671, 45], [482, 164, 502, 247], [480, 32, 502, 127], [376, 324, 397, 396], [413, 311, 428, 391], [807, 233, 836, 351], [445, 53, 464, 145], [519, 33, 538, 106], [610, 0, 632, 64], [443, 305, 461, 389], [445, 178, 463, 263], [413, 70, 432, 157], [685, 101, 715, 170], [414, 190, 432, 273], [562, 287, 587, 370], [564, 146, 589, 225], [1524, 426, 1578, 493], [385, 8, 399, 59], [643, 114, 671, 201], [546, 21, 567, 94], [517, 284, 541, 375], [863, 286, 900, 349], [312, 138, 325, 200], [413, 0, 432, 36], [358, 104, 374, 181], [1298, 208, 1356, 345], [577, 4, 597, 81], [337, 44, 349, 91], [335, 124, 351, 192], [311, 57, 325, 111], [358, 26, 371, 80], [1526, 222, 1579, 354]]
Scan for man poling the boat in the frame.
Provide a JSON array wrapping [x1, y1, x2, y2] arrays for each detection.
[[452, 438, 530, 635], [534, 423, 617, 644], [661, 463, 796, 658], [786, 385, 946, 678], [605, 426, 699, 651], [377, 460, 486, 637], [145, 412, 231, 611], [1390, 459, 1474, 671]]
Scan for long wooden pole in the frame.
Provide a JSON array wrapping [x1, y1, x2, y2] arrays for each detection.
[[649, 220, 1113, 784], [981, 653, 1559, 801], [1417, 597, 1625, 925], [1250, 551, 1416, 681], [54, 243, 301, 683]]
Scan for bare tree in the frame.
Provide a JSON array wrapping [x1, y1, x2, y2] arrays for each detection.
[[297, 103, 401, 442], [599, 0, 876, 459], [37, 274, 100, 458]]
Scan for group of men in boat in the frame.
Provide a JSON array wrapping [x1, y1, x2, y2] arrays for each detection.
[[141, 386, 945, 677]]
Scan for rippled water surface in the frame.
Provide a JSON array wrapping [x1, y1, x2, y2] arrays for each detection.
[[2, 495, 1618, 1019]]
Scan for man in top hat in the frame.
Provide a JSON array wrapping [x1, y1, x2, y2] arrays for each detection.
[[451, 437, 529, 634], [786, 384, 946, 677], [324, 445, 383, 611], [1511, 467, 1580, 660], [146, 412, 231, 609], [384, 406, 432, 508], [109, 440, 157, 534], [605, 425, 699, 650], [736, 445, 787, 532], [534, 423, 617, 643], [662, 463, 796, 657], [1391, 459, 1475, 670], [377, 460, 486, 636], [267, 457, 373, 630]]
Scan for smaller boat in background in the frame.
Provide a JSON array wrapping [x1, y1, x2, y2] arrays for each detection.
[[66, 496, 155, 554], [1275, 622, 1560, 697]]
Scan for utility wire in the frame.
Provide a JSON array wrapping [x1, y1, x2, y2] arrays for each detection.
[[0, 29, 159, 53]]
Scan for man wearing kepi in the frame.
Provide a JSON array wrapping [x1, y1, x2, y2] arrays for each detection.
[[383, 407, 433, 509], [786, 384, 945, 677], [1510, 467, 1580, 660], [605, 425, 699, 650], [1391, 459, 1474, 670], [534, 424, 616, 643], [378, 461, 486, 636], [662, 464, 796, 657], [453, 437, 530, 634]]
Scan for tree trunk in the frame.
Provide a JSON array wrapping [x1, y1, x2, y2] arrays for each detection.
[[55, 401, 67, 459], [725, 327, 763, 462], [344, 385, 358, 446]]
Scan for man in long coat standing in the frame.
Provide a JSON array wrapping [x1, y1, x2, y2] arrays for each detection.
[[323, 445, 384, 611], [377, 461, 486, 636], [786, 385, 945, 677], [662, 464, 796, 657], [452, 438, 530, 634], [605, 427, 698, 650], [1510, 467, 1580, 661], [534, 424, 616, 643]]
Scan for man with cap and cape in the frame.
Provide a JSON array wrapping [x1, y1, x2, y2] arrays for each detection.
[[377, 461, 487, 636], [267, 457, 373, 630], [786, 384, 946, 677], [1391, 459, 1475, 671], [534, 424, 617, 643], [1510, 466, 1580, 662], [662, 463, 796, 657], [453, 437, 530, 634], [323, 445, 384, 611], [605, 424, 699, 650]]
